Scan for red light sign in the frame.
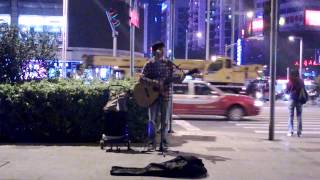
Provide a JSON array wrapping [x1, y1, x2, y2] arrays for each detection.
[[294, 60, 320, 67], [129, 9, 139, 28], [305, 10, 320, 26], [252, 18, 264, 32]]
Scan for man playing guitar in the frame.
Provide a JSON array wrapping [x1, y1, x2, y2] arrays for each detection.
[[140, 41, 179, 151]]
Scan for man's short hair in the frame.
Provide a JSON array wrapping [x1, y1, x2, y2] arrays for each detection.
[[151, 41, 165, 52]]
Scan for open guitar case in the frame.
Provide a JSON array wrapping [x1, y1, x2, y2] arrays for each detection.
[[100, 84, 132, 152]]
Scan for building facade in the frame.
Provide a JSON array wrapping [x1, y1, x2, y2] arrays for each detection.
[[188, 0, 206, 51], [278, 0, 320, 32], [0, 0, 63, 43]]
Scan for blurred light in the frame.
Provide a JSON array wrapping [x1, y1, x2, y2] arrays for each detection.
[[305, 10, 320, 26], [0, 14, 11, 24], [288, 36, 295, 41], [256, 92, 263, 99], [100, 68, 107, 79], [279, 16, 286, 26], [252, 18, 263, 31], [34, 64, 39, 70], [161, 3, 168, 12], [254, 100, 263, 107], [246, 11, 254, 18], [196, 32, 202, 38], [18, 15, 63, 26], [211, 56, 217, 61], [284, 94, 290, 100], [236, 39, 242, 65]]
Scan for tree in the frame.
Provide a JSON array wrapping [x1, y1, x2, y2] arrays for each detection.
[[0, 23, 58, 83]]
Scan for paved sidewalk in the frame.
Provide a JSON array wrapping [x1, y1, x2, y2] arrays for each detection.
[[1, 127, 320, 180]]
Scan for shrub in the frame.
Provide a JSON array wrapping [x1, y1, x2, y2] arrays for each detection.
[[0, 79, 148, 143], [0, 79, 109, 142]]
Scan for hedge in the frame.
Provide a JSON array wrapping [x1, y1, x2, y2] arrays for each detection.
[[0, 79, 148, 143]]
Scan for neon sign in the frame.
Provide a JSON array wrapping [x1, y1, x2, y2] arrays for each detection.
[[252, 18, 263, 31], [237, 39, 242, 65], [294, 60, 320, 67], [305, 10, 320, 26]]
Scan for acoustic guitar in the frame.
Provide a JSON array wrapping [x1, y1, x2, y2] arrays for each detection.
[[133, 67, 199, 108]]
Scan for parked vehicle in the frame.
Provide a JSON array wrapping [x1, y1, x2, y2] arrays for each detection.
[[172, 80, 262, 121]]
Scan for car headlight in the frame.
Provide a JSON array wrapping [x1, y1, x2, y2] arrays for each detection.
[[254, 100, 264, 107], [284, 94, 290, 99], [256, 92, 263, 99]]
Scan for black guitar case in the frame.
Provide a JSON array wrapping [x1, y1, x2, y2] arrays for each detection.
[[110, 155, 207, 178]]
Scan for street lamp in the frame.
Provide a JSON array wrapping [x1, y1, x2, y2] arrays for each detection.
[[224, 43, 237, 57], [230, 9, 255, 60], [288, 35, 304, 78], [196, 32, 203, 38], [246, 11, 254, 19]]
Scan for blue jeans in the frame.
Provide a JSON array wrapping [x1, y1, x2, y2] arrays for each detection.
[[288, 100, 303, 134], [148, 97, 169, 146]]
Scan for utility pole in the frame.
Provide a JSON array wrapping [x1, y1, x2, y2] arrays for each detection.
[[299, 38, 303, 79], [168, 0, 175, 133], [129, 0, 135, 77], [230, 0, 236, 61], [185, 29, 189, 59], [219, 0, 225, 55], [169, 0, 175, 60], [269, 0, 278, 141], [205, 0, 210, 60], [62, 0, 69, 78]]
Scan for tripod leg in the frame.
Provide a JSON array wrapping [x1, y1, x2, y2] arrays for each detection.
[[159, 97, 169, 152], [168, 95, 174, 133], [159, 97, 164, 152]]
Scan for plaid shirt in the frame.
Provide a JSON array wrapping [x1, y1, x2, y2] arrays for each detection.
[[140, 58, 173, 101]]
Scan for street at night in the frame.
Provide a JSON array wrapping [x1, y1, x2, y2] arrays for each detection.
[[1, 0, 320, 179]]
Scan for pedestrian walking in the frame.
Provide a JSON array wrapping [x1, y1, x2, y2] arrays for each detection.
[[286, 69, 308, 137]]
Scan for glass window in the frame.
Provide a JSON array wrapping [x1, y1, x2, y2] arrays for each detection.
[[195, 83, 213, 95], [225, 59, 232, 68], [208, 60, 223, 72], [173, 83, 188, 95]]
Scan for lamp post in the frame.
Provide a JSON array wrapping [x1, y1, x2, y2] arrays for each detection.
[[185, 29, 189, 60], [224, 43, 237, 57], [62, 0, 69, 78], [205, 0, 210, 60], [289, 36, 303, 78], [129, 0, 135, 77], [229, 9, 254, 60]]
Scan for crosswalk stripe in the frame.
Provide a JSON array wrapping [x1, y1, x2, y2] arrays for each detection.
[[174, 120, 201, 131], [236, 123, 320, 126], [255, 130, 320, 134], [244, 127, 320, 130], [255, 117, 320, 119], [174, 131, 215, 136]]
